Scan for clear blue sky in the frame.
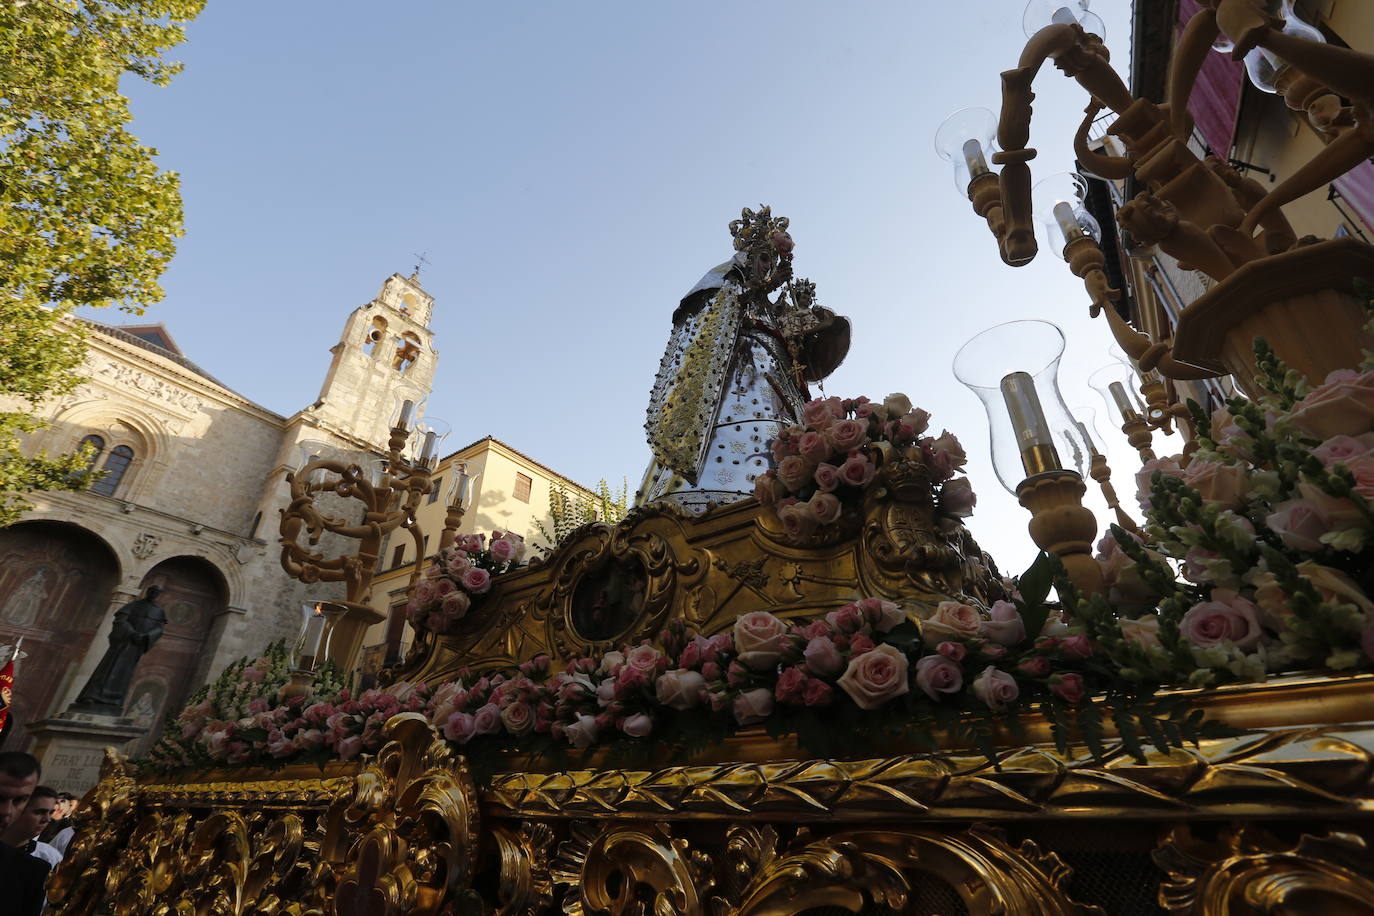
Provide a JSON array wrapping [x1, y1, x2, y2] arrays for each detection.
[[107, 0, 1164, 574]]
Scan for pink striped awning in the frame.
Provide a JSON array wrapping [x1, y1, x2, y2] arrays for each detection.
[[1178, 0, 1247, 157], [1334, 158, 1374, 236]]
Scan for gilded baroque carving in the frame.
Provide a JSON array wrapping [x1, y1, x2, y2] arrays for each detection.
[[1154, 825, 1374, 914]]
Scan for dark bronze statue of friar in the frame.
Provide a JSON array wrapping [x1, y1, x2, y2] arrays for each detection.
[[71, 585, 167, 717]]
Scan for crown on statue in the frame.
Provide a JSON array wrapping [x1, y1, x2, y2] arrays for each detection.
[[730, 204, 794, 295]]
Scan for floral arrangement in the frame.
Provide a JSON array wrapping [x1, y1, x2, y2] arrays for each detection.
[[144, 572, 1233, 772], [1087, 332, 1374, 687], [754, 393, 976, 541], [149, 641, 343, 768], [405, 531, 527, 635]]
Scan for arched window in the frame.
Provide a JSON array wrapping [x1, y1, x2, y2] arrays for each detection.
[[78, 434, 106, 472], [91, 445, 134, 497]]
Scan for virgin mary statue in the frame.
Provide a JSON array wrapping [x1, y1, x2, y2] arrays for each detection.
[[637, 207, 850, 513]]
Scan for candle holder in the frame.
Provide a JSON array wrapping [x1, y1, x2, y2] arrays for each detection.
[[283, 601, 348, 698], [438, 463, 473, 551], [934, 107, 1007, 247], [1089, 362, 1156, 464], [955, 320, 1103, 596], [278, 410, 437, 671], [1071, 405, 1139, 534]]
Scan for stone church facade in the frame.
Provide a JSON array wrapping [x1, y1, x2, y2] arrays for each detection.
[[0, 272, 439, 757]]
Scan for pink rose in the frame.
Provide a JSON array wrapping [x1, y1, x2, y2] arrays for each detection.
[[1049, 672, 1086, 705], [1058, 633, 1093, 658], [980, 600, 1026, 646], [939, 477, 977, 518], [1179, 590, 1263, 649], [903, 408, 932, 436], [927, 430, 967, 478], [777, 502, 818, 541], [415, 579, 437, 604], [443, 712, 477, 744], [798, 430, 831, 464], [446, 552, 472, 575], [827, 418, 868, 452], [856, 597, 905, 632], [624, 644, 664, 675], [778, 455, 812, 491], [1182, 460, 1249, 510], [808, 491, 842, 525], [621, 712, 653, 737], [802, 398, 839, 430], [734, 611, 787, 671], [336, 735, 364, 760], [733, 687, 775, 725], [1017, 656, 1050, 677], [838, 454, 876, 488], [848, 633, 875, 654], [825, 604, 864, 633], [803, 678, 834, 707], [803, 636, 844, 677], [883, 393, 912, 416], [1314, 433, 1374, 469], [813, 462, 840, 492], [1345, 455, 1374, 501], [1119, 615, 1162, 652], [433, 577, 456, 598], [837, 644, 910, 710], [499, 700, 535, 736], [654, 669, 706, 710], [472, 703, 502, 735], [1288, 369, 1374, 439], [914, 654, 962, 700], [1298, 482, 1366, 531], [1265, 498, 1331, 552], [490, 538, 518, 563], [774, 666, 808, 704], [1135, 457, 1186, 511], [937, 641, 966, 662], [565, 713, 599, 749], [971, 666, 1019, 712], [1096, 532, 1162, 608], [754, 472, 782, 506], [461, 567, 492, 595], [923, 601, 982, 642], [441, 590, 471, 618]]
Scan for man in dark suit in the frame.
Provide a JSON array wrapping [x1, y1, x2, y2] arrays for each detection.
[[0, 752, 49, 916]]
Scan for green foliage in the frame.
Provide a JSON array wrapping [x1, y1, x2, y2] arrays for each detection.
[[0, 0, 202, 519], [533, 477, 630, 553]]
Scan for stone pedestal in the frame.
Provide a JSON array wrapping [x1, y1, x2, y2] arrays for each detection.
[[25, 711, 147, 796]]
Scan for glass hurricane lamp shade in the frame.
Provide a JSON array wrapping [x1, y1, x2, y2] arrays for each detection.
[[1243, 1, 1325, 93], [293, 602, 347, 671], [1069, 406, 1105, 458], [934, 107, 999, 194], [1032, 171, 1102, 257], [447, 463, 472, 509], [953, 320, 1082, 494], [1021, 0, 1104, 39], [389, 391, 427, 430], [1089, 362, 1147, 423], [294, 440, 338, 485], [410, 416, 451, 467]]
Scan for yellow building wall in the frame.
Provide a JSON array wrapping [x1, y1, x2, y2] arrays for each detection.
[[356, 438, 595, 677]]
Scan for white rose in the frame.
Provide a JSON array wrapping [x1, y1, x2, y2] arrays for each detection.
[[733, 687, 775, 726], [564, 714, 599, 749], [598, 650, 625, 676], [654, 669, 706, 711], [733, 611, 788, 671]]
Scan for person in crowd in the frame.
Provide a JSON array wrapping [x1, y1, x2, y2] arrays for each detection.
[[39, 792, 75, 855], [0, 752, 50, 916], [3, 784, 63, 869]]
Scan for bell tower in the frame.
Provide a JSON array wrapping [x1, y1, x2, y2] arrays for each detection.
[[312, 272, 438, 449]]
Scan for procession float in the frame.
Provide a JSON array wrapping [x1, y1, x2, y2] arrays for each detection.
[[46, 3, 1374, 913]]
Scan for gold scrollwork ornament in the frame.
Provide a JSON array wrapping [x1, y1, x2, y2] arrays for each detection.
[[552, 820, 714, 916]]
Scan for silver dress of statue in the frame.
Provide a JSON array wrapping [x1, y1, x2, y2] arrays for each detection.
[[638, 207, 850, 513], [71, 585, 167, 716]]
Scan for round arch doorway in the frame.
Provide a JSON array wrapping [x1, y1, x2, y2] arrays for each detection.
[[0, 521, 120, 750], [124, 556, 227, 752]]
